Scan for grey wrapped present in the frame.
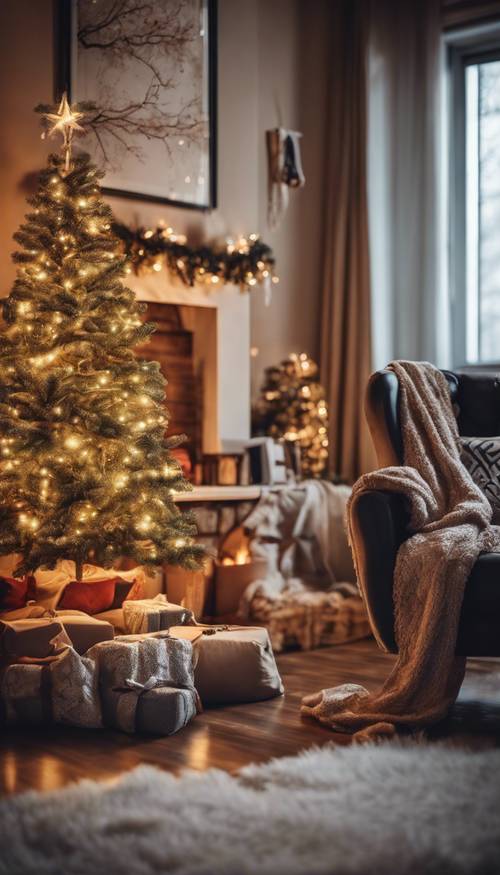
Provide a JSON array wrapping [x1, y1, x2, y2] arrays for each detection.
[[104, 676, 200, 734], [171, 625, 284, 706], [0, 645, 102, 728], [122, 594, 193, 634], [86, 632, 198, 734], [0, 662, 51, 725]]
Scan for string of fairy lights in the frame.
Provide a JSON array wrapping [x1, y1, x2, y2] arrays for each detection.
[[35, 96, 280, 294], [0, 96, 203, 572], [114, 222, 280, 292]]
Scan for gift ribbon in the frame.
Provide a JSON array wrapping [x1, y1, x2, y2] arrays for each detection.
[[115, 675, 202, 709]]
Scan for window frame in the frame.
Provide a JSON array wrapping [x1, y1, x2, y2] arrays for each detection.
[[447, 24, 500, 368]]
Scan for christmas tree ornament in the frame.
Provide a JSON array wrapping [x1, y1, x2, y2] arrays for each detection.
[[253, 354, 329, 479], [0, 109, 204, 580], [41, 92, 86, 174]]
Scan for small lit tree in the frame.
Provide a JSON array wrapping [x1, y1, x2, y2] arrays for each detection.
[[0, 96, 203, 578], [253, 353, 329, 478]]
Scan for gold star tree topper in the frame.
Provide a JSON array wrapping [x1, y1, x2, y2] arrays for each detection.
[[42, 93, 85, 174]]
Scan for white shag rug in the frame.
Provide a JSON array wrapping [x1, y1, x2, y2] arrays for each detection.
[[1, 741, 499, 875]]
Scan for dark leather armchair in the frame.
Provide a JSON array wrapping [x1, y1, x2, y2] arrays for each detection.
[[350, 368, 500, 657]]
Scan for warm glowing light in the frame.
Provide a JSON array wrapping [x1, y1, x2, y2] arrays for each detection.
[[137, 515, 151, 532], [64, 435, 81, 450], [222, 545, 249, 566], [19, 513, 39, 530]]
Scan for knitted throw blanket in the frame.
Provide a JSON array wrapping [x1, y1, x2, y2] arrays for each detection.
[[302, 361, 500, 740]]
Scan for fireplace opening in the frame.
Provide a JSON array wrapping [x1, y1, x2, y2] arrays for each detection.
[[136, 301, 211, 474]]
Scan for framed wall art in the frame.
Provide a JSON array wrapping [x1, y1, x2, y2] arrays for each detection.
[[56, 0, 217, 210]]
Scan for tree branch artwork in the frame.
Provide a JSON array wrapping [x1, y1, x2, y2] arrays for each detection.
[[73, 0, 206, 169]]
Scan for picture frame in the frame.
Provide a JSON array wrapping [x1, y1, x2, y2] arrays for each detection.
[[55, 0, 217, 211]]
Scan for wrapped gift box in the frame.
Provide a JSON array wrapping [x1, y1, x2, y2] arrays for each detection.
[[0, 645, 102, 728], [0, 617, 71, 662], [86, 631, 197, 734], [103, 680, 199, 735], [0, 662, 51, 725], [55, 611, 114, 653], [0, 612, 113, 661], [121, 594, 193, 634], [169, 624, 284, 706]]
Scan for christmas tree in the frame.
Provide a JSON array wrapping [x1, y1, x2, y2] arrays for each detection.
[[0, 96, 203, 579], [253, 353, 329, 478]]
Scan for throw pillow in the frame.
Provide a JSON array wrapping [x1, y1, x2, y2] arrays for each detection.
[[108, 579, 140, 610], [0, 575, 34, 612], [461, 436, 500, 523], [58, 578, 121, 614]]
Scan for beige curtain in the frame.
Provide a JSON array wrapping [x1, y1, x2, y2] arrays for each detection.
[[320, 0, 376, 484]]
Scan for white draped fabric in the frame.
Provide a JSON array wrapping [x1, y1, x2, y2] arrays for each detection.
[[367, 0, 450, 370]]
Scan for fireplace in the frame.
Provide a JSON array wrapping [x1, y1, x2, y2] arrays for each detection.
[[136, 302, 203, 466], [164, 498, 268, 620], [129, 272, 252, 479]]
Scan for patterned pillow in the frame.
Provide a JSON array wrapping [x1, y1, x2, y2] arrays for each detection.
[[461, 436, 500, 523]]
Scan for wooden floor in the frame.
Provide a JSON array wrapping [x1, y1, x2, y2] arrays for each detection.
[[2, 638, 500, 797]]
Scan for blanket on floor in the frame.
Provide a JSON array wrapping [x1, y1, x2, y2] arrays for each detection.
[[240, 481, 370, 651], [302, 360, 500, 739]]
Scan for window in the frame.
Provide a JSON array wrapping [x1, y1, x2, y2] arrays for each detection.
[[449, 31, 500, 365]]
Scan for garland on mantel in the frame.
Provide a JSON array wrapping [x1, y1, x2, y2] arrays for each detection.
[[114, 223, 280, 291]]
